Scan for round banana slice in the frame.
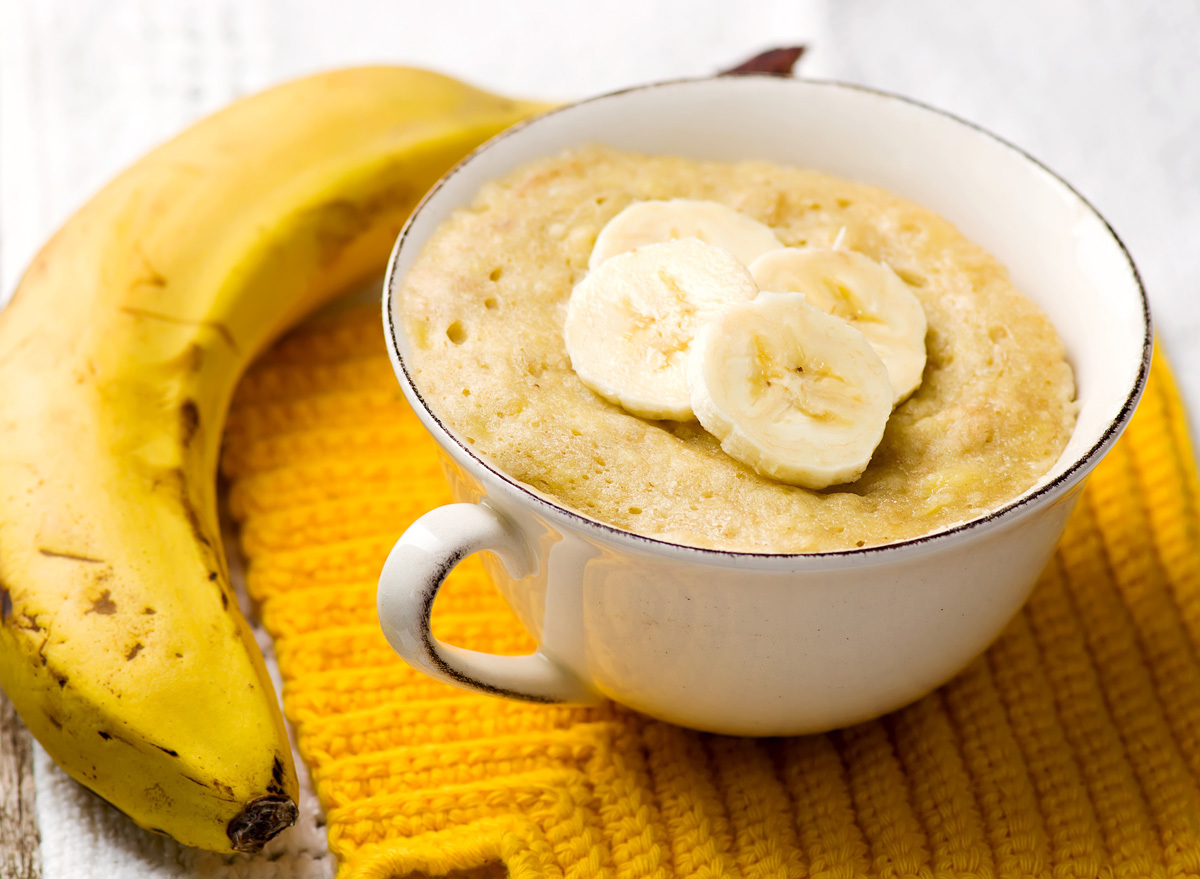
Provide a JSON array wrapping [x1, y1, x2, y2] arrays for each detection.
[[565, 238, 758, 421], [688, 292, 893, 489], [749, 247, 927, 405], [589, 199, 784, 270]]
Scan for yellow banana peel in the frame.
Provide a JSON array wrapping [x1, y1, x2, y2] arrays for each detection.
[[0, 66, 548, 853]]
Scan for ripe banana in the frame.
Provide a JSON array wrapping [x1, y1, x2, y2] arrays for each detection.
[[688, 292, 894, 489], [750, 247, 928, 404], [0, 67, 545, 852], [588, 198, 783, 269], [565, 238, 757, 420]]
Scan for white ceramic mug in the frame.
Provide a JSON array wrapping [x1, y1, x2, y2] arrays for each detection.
[[378, 76, 1150, 736]]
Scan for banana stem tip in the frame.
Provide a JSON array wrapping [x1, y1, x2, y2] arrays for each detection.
[[226, 795, 299, 853]]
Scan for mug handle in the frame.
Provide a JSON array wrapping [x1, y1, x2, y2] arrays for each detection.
[[377, 502, 599, 704]]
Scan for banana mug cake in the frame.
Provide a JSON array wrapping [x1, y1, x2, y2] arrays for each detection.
[[399, 146, 1077, 553]]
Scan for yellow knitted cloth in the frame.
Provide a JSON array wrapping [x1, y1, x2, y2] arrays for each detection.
[[222, 305, 1200, 879]]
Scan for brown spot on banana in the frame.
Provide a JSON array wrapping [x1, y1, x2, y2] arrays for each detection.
[[38, 547, 105, 563], [313, 180, 419, 265], [314, 200, 373, 258], [148, 466, 184, 494], [0, 583, 11, 621], [131, 243, 168, 289], [86, 590, 117, 615], [172, 342, 205, 373], [32, 630, 49, 667], [143, 783, 173, 812], [175, 478, 215, 551], [118, 307, 240, 355], [154, 745, 179, 757], [125, 642, 143, 661], [179, 399, 200, 446], [182, 775, 238, 800], [97, 730, 138, 748], [264, 763, 290, 797]]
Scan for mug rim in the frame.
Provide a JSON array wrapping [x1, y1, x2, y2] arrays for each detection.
[[382, 75, 1152, 565]]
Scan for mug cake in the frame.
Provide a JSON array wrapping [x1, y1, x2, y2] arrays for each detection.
[[398, 145, 1077, 553]]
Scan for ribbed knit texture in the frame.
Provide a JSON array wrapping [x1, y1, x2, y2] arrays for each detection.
[[222, 304, 1200, 879]]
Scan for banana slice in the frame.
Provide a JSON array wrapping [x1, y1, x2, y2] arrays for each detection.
[[749, 247, 927, 405], [565, 238, 757, 421], [590, 199, 784, 270], [688, 292, 893, 489]]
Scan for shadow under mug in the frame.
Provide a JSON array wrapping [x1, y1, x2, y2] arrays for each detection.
[[378, 76, 1150, 736]]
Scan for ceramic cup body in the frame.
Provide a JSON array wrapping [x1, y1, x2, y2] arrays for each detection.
[[379, 77, 1150, 736]]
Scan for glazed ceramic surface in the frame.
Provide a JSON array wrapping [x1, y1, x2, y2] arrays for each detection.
[[378, 76, 1150, 736]]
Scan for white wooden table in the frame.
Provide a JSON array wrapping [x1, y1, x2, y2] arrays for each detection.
[[2, 2, 1198, 876]]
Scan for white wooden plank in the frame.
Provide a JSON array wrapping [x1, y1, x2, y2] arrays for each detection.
[[0, 690, 41, 879]]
